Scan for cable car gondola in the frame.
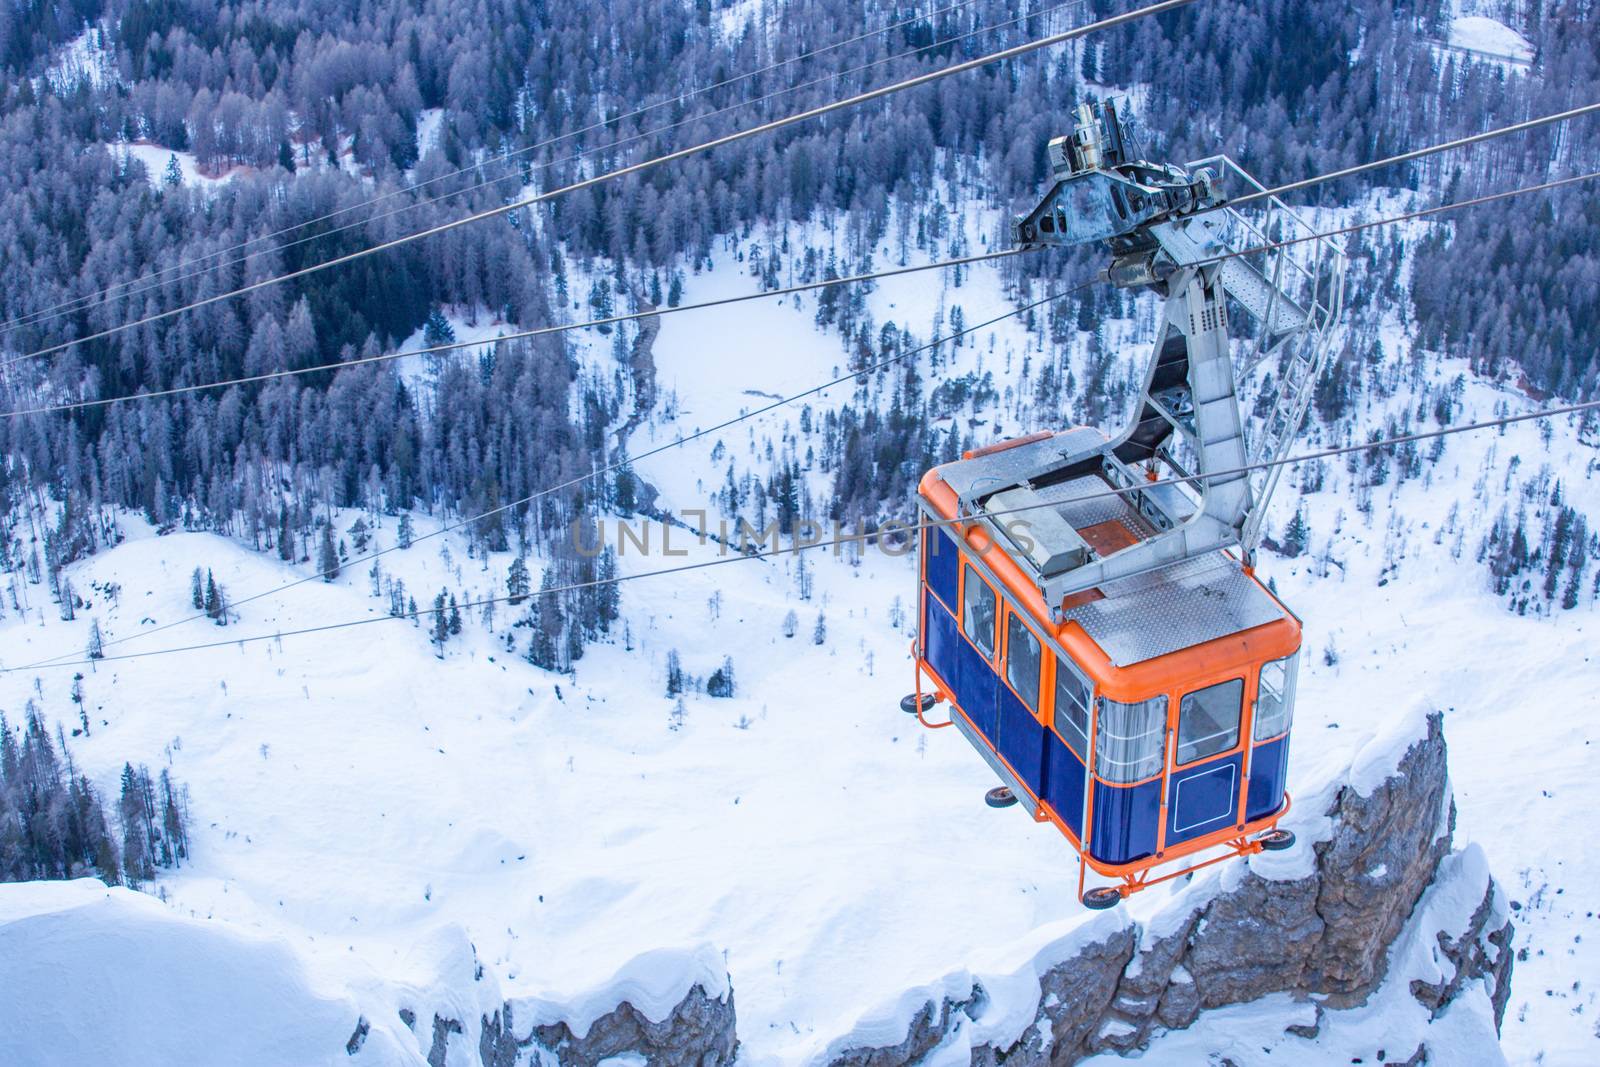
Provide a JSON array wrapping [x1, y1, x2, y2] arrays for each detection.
[[905, 101, 1345, 908]]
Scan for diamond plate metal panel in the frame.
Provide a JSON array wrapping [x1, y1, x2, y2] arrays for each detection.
[[1062, 554, 1282, 667], [1033, 475, 1157, 533]]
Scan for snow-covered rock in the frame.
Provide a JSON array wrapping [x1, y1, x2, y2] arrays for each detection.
[[824, 710, 1512, 1066], [0, 877, 735, 1067]]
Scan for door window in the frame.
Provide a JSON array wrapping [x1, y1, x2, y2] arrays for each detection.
[[1005, 612, 1042, 711], [1176, 678, 1243, 765], [1054, 660, 1092, 758], [961, 565, 997, 661]]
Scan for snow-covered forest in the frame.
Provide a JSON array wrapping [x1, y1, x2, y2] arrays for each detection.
[[0, 0, 1592, 661], [0, 0, 1597, 1064]]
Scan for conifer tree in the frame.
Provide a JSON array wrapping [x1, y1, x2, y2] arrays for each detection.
[[707, 657, 735, 698], [1561, 517, 1588, 610], [507, 555, 530, 603], [422, 308, 457, 347], [118, 764, 153, 887], [318, 523, 340, 581], [1282, 508, 1310, 558], [432, 590, 449, 654], [665, 649, 684, 696], [1544, 507, 1574, 600], [526, 602, 557, 670], [277, 505, 294, 562], [0, 713, 18, 784], [588, 278, 614, 332], [564, 617, 584, 666], [159, 769, 188, 866], [594, 550, 620, 631]]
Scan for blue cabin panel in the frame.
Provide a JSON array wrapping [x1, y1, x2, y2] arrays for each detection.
[[923, 528, 960, 614], [1089, 779, 1161, 865], [1166, 752, 1244, 846], [993, 685, 1046, 800], [1043, 732, 1087, 839], [921, 592, 959, 698], [921, 592, 998, 739], [1246, 736, 1290, 822]]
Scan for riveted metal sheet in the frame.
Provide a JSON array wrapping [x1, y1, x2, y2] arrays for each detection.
[[1062, 553, 1283, 666], [939, 427, 1107, 505]]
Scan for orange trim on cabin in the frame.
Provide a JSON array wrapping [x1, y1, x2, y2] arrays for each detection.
[[961, 430, 1054, 461], [913, 447, 1300, 896], [911, 631, 1292, 879], [917, 463, 1301, 704]]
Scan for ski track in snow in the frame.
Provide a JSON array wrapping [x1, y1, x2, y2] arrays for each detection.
[[1, 196, 1596, 1064]]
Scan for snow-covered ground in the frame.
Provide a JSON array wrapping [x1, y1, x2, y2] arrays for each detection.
[[42, 23, 117, 94], [394, 307, 516, 393], [111, 143, 243, 191], [415, 109, 446, 163], [1446, 15, 1534, 66], [719, 0, 770, 44], [1, 194, 1596, 1064], [0, 879, 414, 1065]]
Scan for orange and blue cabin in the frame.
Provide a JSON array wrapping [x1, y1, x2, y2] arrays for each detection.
[[912, 430, 1300, 897]]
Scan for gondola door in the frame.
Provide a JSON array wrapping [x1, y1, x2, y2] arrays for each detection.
[[1162, 677, 1247, 849]]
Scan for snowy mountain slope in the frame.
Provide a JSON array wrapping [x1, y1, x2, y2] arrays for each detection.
[[0, 878, 418, 1065], [1, 191, 1596, 1065]]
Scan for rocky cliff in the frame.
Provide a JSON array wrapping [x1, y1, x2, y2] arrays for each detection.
[[411, 710, 1510, 1066], [823, 710, 1513, 1066]]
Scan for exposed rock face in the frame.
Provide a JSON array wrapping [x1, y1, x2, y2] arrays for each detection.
[[524, 982, 738, 1067], [828, 995, 980, 1067], [428, 1014, 464, 1067], [826, 712, 1515, 1065], [1411, 879, 1515, 1032], [965, 927, 1144, 1066], [430, 981, 736, 1067]]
